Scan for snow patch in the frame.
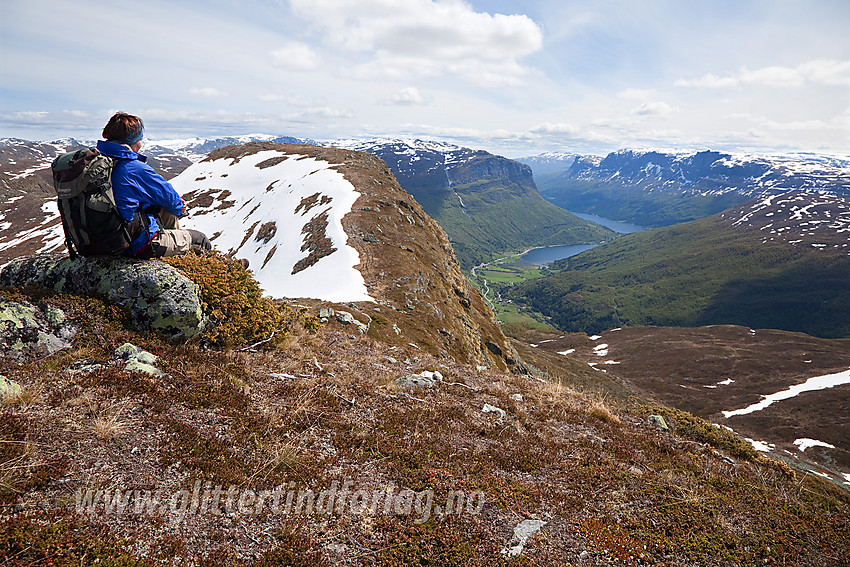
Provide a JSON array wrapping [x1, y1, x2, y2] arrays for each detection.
[[723, 368, 850, 418], [174, 150, 372, 302], [793, 438, 836, 452], [746, 438, 775, 452]]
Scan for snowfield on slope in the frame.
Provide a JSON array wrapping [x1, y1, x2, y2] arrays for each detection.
[[173, 149, 373, 302], [722, 368, 850, 418]]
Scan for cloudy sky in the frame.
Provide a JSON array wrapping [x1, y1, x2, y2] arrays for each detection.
[[2, 0, 848, 157]]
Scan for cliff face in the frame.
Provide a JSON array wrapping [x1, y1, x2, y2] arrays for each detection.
[[338, 140, 614, 268]]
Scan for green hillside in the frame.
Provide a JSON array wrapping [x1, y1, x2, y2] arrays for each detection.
[[433, 186, 614, 269], [510, 208, 850, 338]]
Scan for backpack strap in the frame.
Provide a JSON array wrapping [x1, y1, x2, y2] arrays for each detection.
[[57, 203, 80, 260]]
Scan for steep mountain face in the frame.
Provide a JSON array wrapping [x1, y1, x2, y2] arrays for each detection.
[[0, 141, 517, 369], [336, 139, 614, 268], [537, 149, 850, 227], [510, 192, 850, 339]]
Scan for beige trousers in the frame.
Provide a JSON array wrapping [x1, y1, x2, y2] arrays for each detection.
[[151, 210, 192, 257]]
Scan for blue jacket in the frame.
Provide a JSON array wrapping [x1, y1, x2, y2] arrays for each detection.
[[96, 140, 185, 254]]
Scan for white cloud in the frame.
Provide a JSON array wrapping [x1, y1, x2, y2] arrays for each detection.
[[728, 112, 845, 132], [530, 122, 580, 136], [288, 0, 542, 87], [740, 66, 805, 88], [269, 42, 322, 70], [634, 101, 679, 117], [13, 111, 50, 121], [260, 94, 327, 106], [676, 59, 850, 89], [286, 107, 354, 120], [189, 87, 228, 97], [380, 87, 426, 106], [798, 59, 850, 86], [675, 73, 739, 88]]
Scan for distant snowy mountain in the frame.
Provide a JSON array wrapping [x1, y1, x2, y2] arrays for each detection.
[[150, 134, 312, 160], [0, 135, 312, 188], [538, 148, 850, 227], [516, 151, 585, 179]]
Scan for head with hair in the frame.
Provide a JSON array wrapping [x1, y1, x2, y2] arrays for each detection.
[[102, 112, 145, 146]]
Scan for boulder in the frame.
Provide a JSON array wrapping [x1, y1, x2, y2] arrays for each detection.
[[0, 297, 75, 358], [395, 370, 442, 389], [482, 403, 507, 421], [648, 414, 670, 432], [0, 255, 205, 340], [115, 343, 164, 376], [335, 311, 368, 333]]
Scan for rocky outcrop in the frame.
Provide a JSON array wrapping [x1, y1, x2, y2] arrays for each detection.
[[0, 297, 75, 358], [191, 143, 520, 371], [115, 342, 165, 376], [0, 255, 205, 340]]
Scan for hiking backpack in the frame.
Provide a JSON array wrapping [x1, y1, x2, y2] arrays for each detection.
[[51, 148, 148, 258]]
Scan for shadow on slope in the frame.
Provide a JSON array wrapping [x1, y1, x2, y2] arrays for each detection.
[[697, 259, 850, 339]]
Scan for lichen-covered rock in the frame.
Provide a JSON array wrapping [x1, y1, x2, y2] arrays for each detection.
[[0, 297, 75, 358], [0, 254, 205, 340], [0, 375, 22, 399], [115, 343, 164, 376], [395, 370, 442, 389]]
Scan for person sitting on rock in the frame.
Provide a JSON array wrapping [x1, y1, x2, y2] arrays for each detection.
[[96, 112, 212, 258]]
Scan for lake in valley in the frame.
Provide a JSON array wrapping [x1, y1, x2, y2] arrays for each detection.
[[517, 213, 645, 266]]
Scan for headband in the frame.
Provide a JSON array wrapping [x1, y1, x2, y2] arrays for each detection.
[[117, 127, 144, 146]]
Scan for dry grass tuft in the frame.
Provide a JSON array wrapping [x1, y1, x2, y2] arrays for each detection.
[[91, 403, 131, 441], [588, 394, 622, 425], [249, 442, 304, 485]]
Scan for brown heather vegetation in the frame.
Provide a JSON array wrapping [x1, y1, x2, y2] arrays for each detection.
[[1, 275, 849, 566]]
